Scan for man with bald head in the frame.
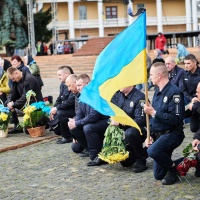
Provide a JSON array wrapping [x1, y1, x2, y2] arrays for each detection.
[[65, 74, 78, 94], [144, 62, 185, 185], [65, 74, 84, 153], [50, 66, 75, 144], [165, 56, 184, 88]]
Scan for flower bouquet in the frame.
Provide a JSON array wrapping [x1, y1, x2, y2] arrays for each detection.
[[176, 143, 197, 176], [98, 124, 129, 164], [0, 103, 11, 138]]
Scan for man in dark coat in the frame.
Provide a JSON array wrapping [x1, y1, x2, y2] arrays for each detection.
[[6, 67, 43, 134], [50, 66, 75, 144], [165, 56, 184, 88]]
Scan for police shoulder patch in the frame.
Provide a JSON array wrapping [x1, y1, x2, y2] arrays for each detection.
[[173, 95, 180, 103], [139, 100, 145, 107]]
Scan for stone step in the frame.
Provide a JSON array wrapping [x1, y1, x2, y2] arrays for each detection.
[[73, 37, 114, 56], [4, 47, 200, 78]]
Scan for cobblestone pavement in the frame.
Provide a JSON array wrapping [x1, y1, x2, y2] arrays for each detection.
[[0, 79, 200, 200], [1, 126, 200, 200]]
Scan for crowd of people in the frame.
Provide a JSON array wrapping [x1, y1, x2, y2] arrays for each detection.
[[36, 41, 74, 56], [0, 46, 200, 186]]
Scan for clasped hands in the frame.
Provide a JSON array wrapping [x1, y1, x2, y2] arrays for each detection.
[[188, 97, 199, 110]]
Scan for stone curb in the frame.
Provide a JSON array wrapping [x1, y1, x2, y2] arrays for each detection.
[[0, 135, 58, 153]]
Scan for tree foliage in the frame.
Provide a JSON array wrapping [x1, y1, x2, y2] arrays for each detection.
[[34, 7, 52, 43], [0, 0, 28, 50], [0, 0, 52, 55]]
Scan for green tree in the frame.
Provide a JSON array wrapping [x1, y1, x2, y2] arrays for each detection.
[[0, 0, 28, 56], [34, 7, 52, 43], [0, 0, 52, 56]]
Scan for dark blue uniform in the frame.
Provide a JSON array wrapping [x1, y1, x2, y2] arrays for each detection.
[[54, 82, 75, 139], [192, 101, 200, 139], [182, 67, 200, 131], [71, 102, 109, 160], [191, 101, 200, 174], [148, 81, 185, 180], [182, 67, 200, 103], [168, 65, 184, 88], [112, 87, 147, 167]]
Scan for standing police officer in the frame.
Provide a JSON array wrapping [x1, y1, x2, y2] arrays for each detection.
[[144, 62, 185, 185], [111, 86, 147, 173]]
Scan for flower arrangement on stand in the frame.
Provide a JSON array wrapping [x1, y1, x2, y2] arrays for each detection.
[[176, 143, 197, 176], [0, 102, 11, 138], [98, 124, 129, 164], [22, 91, 51, 138]]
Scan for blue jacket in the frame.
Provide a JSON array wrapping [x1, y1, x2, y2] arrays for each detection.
[[177, 43, 189, 59], [75, 101, 108, 128], [111, 87, 146, 128], [168, 65, 184, 88]]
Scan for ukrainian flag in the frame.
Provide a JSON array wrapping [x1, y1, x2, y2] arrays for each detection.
[[80, 10, 147, 130]]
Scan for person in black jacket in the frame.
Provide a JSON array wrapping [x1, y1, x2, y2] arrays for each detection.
[[50, 66, 75, 144], [68, 74, 109, 166], [188, 82, 200, 177], [10, 55, 30, 89], [165, 56, 184, 88], [1, 58, 12, 71], [182, 54, 200, 132], [6, 67, 43, 134], [111, 86, 147, 172], [65, 74, 84, 153]]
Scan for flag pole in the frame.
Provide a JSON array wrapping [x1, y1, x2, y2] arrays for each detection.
[[144, 81, 150, 142]]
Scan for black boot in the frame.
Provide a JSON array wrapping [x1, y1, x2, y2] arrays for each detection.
[[8, 124, 23, 134], [162, 166, 179, 185], [195, 159, 200, 177], [133, 159, 147, 173], [195, 167, 200, 177]]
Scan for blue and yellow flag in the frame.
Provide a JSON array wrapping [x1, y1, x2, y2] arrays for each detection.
[[80, 10, 147, 130]]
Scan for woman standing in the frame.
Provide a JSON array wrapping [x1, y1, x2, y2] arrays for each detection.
[[24, 55, 44, 89]]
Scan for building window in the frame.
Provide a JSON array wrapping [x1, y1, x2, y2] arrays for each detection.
[[79, 6, 87, 20], [105, 6, 117, 19], [137, 4, 145, 10]]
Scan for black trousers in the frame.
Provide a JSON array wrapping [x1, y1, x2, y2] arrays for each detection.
[[70, 127, 88, 150], [120, 127, 147, 167], [84, 119, 109, 160], [0, 93, 7, 104], [10, 110, 19, 125], [190, 111, 200, 133], [71, 142, 84, 153], [57, 109, 75, 138]]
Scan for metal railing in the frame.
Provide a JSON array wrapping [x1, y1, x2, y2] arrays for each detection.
[[47, 16, 187, 30]]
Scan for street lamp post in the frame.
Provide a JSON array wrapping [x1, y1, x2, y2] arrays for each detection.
[[26, 0, 36, 56]]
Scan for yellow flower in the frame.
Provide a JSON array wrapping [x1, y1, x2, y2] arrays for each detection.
[[98, 151, 129, 164], [0, 113, 8, 121], [23, 114, 30, 122], [23, 106, 36, 114]]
